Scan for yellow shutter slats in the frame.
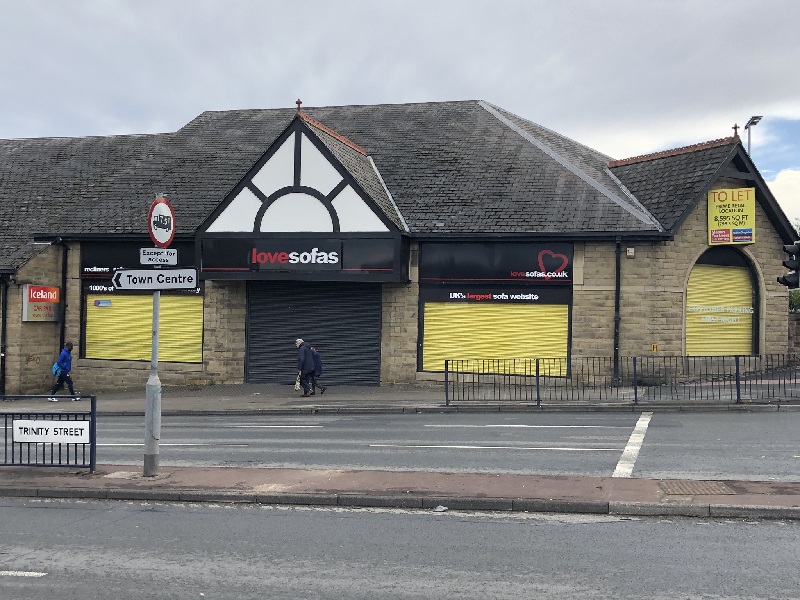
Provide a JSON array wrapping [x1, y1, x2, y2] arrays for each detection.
[[85, 295, 203, 363], [686, 265, 753, 356], [422, 303, 568, 372]]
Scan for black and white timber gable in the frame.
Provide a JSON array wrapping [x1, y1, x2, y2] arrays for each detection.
[[200, 112, 405, 235]]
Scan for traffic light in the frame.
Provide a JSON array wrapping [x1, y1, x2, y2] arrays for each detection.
[[777, 242, 800, 288]]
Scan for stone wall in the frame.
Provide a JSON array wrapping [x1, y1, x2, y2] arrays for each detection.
[[4, 243, 64, 395], [573, 179, 789, 358], [380, 243, 418, 383], [202, 280, 246, 384], [2, 180, 789, 393], [3, 243, 251, 395], [789, 312, 800, 354], [78, 280, 248, 390]]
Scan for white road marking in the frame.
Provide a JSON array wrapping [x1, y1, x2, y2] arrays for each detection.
[[0, 571, 47, 577], [222, 425, 324, 429], [97, 443, 249, 447], [612, 412, 653, 478], [424, 424, 626, 428], [370, 444, 620, 451]]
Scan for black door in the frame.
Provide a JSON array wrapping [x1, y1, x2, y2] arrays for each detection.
[[247, 281, 382, 385]]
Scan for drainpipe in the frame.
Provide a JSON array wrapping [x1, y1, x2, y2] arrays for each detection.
[[1, 276, 8, 396], [57, 239, 68, 348], [613, 237, 622, 384]]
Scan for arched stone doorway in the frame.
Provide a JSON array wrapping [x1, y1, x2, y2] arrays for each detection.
[[686, 247, 758, 356]]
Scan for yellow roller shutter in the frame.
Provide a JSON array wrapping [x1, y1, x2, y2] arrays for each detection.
[[422, 303, 568, 373], [686, 265, 753, 356], [85, 294, 203, 362]]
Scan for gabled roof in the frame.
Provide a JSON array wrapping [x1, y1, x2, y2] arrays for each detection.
[[297, 111, 407, 232], [609, 136, 796, 242], [1, 100, 791, 272], [198, 113, 406, 234], [268, 101, 664, 235], [0, 132, 165, 269]]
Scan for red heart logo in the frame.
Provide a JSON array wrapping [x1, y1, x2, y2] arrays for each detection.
[[538, 250, 569, 281]]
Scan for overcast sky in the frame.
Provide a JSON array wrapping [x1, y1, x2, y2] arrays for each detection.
[[3, 0, 799, 226]]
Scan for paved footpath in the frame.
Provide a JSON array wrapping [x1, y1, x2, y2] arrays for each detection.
[[2, 383, 800, 519]]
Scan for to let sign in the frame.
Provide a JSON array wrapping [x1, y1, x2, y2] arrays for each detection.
[[113, 268, 197, 290], [707, 187, 756, 245]]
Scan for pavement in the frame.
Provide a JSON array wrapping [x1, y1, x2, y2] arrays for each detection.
[[2, 382, 800, 520]]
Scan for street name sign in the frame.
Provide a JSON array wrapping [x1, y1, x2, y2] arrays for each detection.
[[140, 247, 178, 265], [112, 268, 197, 290], [13, 419, 90, 444]]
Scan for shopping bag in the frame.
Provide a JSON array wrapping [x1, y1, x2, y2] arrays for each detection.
[[294, 374, 301, 392]]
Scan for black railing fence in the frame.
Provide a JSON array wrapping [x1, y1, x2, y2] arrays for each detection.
[[2, 396, 97, 471], [444, 355, 800, 405]]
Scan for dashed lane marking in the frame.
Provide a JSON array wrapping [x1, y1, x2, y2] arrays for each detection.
[[0, 571, 47, 577]]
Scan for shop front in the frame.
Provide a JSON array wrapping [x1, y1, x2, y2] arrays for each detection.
[[199, 234, 408, 385], [418, 242, 573, 374]]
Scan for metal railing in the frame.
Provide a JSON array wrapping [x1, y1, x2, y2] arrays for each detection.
[[2, 396, 97, 472], [444, 355, 800, 405]]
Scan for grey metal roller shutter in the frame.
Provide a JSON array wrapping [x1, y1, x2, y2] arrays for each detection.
[[247, 281, 382, 385]]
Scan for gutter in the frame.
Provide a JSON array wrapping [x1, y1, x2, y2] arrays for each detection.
[[57, 239, 68, 349], [0, 275, 7, 395], [614, 237, 622, 383]]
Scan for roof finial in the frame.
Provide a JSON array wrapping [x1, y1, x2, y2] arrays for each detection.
[[732, 123, 740, 138], [295, 99, 302, 112]]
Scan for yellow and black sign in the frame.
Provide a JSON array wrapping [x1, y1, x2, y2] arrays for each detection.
[[707, 188, 755, 245]]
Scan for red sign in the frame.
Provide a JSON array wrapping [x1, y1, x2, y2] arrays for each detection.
[[23, 284, 60, 322], [148, 197, 176, 248], [710, 229, 731, 243], [27, 285, 60, 303]]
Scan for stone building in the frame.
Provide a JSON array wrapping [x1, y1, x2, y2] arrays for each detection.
[[0, 100, 795, 394]]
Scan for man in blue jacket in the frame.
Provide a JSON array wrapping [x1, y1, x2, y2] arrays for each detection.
[[295, 338, 315, 397], [49, 341, 78, 401]]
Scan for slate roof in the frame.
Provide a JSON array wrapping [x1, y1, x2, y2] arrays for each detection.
[[609, 137, 741, 233], [0, 100, 784, 272], [298, 111, 407, 232], [0, 133, 165, 270]]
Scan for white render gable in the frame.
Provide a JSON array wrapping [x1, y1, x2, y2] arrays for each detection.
[[205, 127, 390, 233]]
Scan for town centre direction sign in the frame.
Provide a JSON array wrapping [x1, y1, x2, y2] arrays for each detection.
[[112, 268, 197, 290]]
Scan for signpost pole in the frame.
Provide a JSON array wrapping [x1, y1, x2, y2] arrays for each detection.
[[142, 195, 174, 477], [144, 289, 161, 476]]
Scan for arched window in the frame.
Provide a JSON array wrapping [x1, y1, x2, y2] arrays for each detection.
[[685, 247, 757, 356]]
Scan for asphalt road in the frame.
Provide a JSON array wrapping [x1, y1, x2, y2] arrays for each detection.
[[93, 411, 800, 480], [2, 497, 799, 600]]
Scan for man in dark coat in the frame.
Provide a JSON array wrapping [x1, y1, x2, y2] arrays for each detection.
[[310, 346, 326, 395], [295, 338, 315, 397]]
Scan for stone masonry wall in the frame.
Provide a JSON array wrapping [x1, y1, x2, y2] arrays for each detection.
[[5, 243, 250, 395], [789, 312, 800, 354], [78, 280, 248, 391], [380, 243, 418, 383], [202, 280, 246, 384], [5, 244, 64, 395], [574, 179, 789, 358]]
